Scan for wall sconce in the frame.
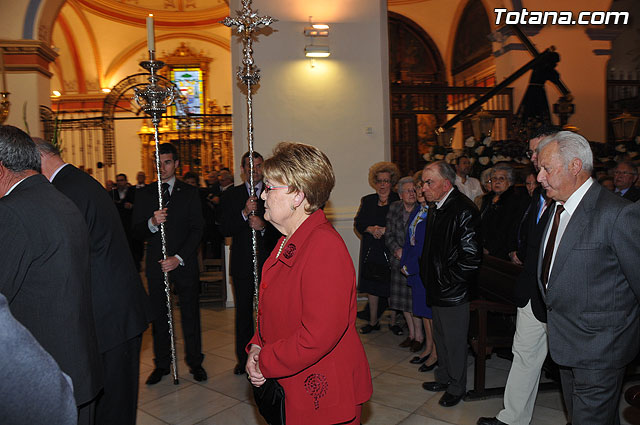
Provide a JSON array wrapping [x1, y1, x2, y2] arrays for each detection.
[[305, 45, 330, 58], [304, 17, 330, 60]]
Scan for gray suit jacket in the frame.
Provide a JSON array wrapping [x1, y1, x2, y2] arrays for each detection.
[[0, 293, 77, 424], [538, 183, 640, 369]]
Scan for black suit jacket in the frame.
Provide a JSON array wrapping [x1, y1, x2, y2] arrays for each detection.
[[0, 174, 102, 405], [622, 186, 640, 202], [132, 179, 204, 287], [52, 165, 149, 353], [513, 187, 552, 322], [110, 186, 136, 229], [218, 183, 280, 278]]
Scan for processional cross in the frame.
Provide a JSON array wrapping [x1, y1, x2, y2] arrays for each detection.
[[222, 0, 277, 315]]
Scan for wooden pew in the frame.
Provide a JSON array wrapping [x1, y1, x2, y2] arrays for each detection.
[[465, 255, 519, 400], [465, 254, 561, 401]]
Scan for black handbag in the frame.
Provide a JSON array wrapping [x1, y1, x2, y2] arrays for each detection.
[[253, 378, 286, 425], [362, 248, 391, 282], [253, 285, 286, 425]]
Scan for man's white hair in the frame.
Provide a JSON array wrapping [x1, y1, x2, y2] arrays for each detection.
[[537, 131, 593, 173]]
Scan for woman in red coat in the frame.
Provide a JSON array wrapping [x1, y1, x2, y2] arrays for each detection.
[[246, 142, 372, 425]]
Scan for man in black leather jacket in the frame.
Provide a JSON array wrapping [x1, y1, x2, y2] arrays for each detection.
[[419, 161, 482, 407]]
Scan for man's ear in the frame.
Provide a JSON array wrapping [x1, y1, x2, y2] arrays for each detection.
[[569, 158, 582, 176]]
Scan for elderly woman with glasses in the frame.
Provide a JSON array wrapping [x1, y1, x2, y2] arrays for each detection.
[[479, 163, 528, 260], [354, 161, 400, 334], [246, 142, 372, 425], [385, 176, 424, 351]]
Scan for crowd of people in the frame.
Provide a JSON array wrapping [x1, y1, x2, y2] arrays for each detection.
[[1, 121, 639, 425], [355, 126, 640, 424]]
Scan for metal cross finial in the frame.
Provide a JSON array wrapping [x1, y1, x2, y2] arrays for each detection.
[[221, 0, 277, 321], [222, 0, 277, 85]]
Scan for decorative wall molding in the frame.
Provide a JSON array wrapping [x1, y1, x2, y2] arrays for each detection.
[[0, 39, 58, 78]]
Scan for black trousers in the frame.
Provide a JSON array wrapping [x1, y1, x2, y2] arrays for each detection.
[[432, 303, 469, 396], [232, 275, 255, 367], [148, 273, 203, 370], [95, 335, 142, 425]]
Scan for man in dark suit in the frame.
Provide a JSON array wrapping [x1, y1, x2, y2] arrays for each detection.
[[419, 161, 482, 407], [536, 131, 640, 424], [613, 161, 640, 202], [218, 151, 279, 375], [133, 143, 207, 385], [111, 172, 144, 269], [478, 125, 560, 425], [36, 138, 149, 425], [0, 125, 102, 423]]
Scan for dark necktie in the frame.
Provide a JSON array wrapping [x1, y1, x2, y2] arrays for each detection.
[[161, 183, 171, 208], [541, 204, 564, 289]]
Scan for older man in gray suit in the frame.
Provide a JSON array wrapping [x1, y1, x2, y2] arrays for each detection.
[[536, 131, 640, 425]]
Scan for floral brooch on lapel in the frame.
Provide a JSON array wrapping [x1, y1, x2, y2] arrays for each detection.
[[282, 243, 296, 259]]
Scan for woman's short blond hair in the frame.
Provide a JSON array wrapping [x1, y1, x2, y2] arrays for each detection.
[[368, 161, 400, 188], [262, 142, 335, 214]]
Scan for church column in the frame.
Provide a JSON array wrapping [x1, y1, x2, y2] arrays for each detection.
[[0, 40, 58, 136]]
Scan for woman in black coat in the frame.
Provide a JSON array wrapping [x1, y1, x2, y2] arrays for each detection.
[[479, 163, 528, 261], [354, 162, 400, 334]]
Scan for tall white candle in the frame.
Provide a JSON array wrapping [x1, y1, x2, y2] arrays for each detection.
[[146, 15, 155, 52], [0, 50, 6, 93]]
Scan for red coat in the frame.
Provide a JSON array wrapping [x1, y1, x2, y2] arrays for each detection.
[[249, 209, 372, 425]]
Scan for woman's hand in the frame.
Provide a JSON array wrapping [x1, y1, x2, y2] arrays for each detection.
[[394, 248, 402, 260], [367, 225, 385, 239], [246, 344, 266, 387]]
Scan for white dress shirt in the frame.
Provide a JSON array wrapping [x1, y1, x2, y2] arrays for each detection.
[[542, 177, 594, 284]]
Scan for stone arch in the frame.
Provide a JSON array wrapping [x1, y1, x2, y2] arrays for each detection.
[[101, 73, 179, 166], [388, 12, 446, 85], [451, 0, 493, 77]]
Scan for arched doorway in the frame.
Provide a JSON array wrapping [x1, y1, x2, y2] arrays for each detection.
[[388, 12, 446, 175]]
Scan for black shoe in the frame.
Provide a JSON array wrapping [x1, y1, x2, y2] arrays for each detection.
[[418, 360, 438, 372], [439, 391, 463, 407], [477, 418, 507, 425], [389, 324, 403, 335], [399, 337, 413, 348], [190, 366, 208, 382], [410, 353, 430, 364], [422, 381, 449, 392], [233, 364, 245, 375], [410, 339, 425, 353], [146, 368, 170, 385], [359, 322, 380, 334]]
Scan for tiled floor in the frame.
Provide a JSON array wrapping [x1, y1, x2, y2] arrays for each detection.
[[136, 303, 640, 425]]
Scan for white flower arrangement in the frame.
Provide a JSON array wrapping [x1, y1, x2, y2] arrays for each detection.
[[465, 137, 476, 147], [483, 136, 492, 146], [475, 146, 485, 155]]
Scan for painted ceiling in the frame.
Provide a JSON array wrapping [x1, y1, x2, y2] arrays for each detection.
[[75, 0, 230, 26]]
